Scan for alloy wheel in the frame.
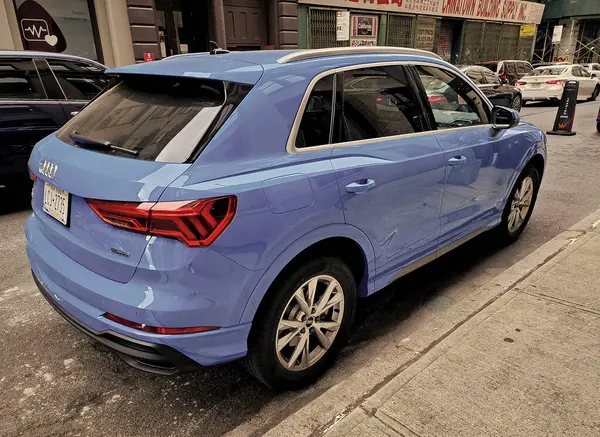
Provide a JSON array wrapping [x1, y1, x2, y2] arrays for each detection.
[[275, 275, 344, 371], [508, 175, 534, 233]]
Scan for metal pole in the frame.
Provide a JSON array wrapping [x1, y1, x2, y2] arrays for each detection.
[[211, 0, 227, 49], [568, 19, 575, 62]]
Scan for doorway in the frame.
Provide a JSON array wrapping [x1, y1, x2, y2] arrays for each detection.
[[155, 0, 210, 57]]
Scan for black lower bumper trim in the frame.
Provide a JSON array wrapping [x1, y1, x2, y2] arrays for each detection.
[[32, 271, 201, 375]]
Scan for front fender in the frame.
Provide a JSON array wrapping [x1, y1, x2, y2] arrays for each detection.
[[239, 223, 376, 324]]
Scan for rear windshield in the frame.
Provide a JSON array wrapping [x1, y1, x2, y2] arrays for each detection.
[[57, 75, 246, 162], [531, 67, 567, 76]]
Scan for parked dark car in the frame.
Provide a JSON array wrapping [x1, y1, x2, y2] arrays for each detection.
[[478, 60, 533, 86], [460, 65, 522, 111], [0, 51, 107, 190]]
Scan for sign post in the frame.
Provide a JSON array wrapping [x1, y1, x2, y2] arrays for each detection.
[[547, 80, 578, 136]]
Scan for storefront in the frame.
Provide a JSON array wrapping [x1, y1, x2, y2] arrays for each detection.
[[0, 0, 299, 66], [299, 0, 545, 64]]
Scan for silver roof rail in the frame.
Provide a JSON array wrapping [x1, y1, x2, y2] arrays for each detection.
[[277, 46, 443, 64]]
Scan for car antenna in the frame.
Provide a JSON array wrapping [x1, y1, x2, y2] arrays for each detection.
[[210, 41, 229, 55]]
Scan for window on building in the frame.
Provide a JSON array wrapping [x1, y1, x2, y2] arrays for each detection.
[[0, 58, 45, 100], [338, 66, 424, 143], [295, 75, 334, 148], [47, 59, 108, 100], [416, 65, 489, 129]]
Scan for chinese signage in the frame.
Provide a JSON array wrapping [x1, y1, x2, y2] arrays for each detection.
[[336, 11, 350, 41], [298, 0, 545, 24], [15, 0, 98, 60]]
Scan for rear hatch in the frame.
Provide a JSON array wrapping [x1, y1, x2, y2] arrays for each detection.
[[30, 72, 243, 283]]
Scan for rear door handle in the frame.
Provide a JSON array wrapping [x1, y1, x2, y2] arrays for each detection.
[[346, 179, 376, 194], [448, 156, 467, 166]]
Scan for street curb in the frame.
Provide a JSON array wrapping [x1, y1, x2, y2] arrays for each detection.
[[243, 208, 600, 437]]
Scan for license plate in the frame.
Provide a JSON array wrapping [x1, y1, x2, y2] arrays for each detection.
[[43, 183, 70, 225], [530, 83, 541, 88]]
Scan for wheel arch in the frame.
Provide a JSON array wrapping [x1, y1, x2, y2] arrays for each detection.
[[239, 224, 376, 325]]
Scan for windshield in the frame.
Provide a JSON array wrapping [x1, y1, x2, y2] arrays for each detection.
[[57, 75, 243, 162], [531, 67, 567, 76], [479, 62, 498, 72]]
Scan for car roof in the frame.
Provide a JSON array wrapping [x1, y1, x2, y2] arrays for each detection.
[[0, 50, 106, 67], [107, 47, 446, 86]]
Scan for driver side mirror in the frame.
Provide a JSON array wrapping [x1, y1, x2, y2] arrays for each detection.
[[492, 106, 520, 130], [592, 73, 598, 78]]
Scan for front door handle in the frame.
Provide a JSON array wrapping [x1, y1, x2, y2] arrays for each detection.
[[346, 179, 376, 194], [448, 156, 467, 166]]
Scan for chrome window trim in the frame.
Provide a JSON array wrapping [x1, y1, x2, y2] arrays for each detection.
[[286, 60, 494, 154]]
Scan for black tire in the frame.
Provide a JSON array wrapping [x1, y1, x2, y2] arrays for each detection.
[[511, 94, 522, 112], [590, 86, 600, 101], [244, 257, 356, 390], [494, 165, 541, 245]]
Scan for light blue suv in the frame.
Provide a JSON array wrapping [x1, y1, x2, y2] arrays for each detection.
[[26, 47, 546, 389]]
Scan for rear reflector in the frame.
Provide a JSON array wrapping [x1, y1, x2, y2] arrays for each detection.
[[104, 313, 219, 335], [29, 170, 37, 182], [86, 196, 236, 247]]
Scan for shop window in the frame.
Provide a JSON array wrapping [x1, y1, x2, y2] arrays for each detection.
[[0, 58, 45, 100]]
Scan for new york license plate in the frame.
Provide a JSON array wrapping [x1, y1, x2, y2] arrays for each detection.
[[43, 183, 69, 225]]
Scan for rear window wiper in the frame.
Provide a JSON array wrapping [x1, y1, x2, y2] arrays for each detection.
[[69, 131, 139, 157]]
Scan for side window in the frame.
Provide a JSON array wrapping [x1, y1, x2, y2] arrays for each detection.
[[482, 69, 501, 85], [416, 65, 490, 129], [504, 62, 517, 76], [0, 58, 45, 100], [465, 69, 484, 85], [579, 66, 590, 77], [47, 59, 108, 100], [338, 66, 425, 143], [295, 75, 334, 148], [572, 67, 583, 77]]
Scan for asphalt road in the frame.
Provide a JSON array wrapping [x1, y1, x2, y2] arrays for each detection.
[[2, 100, 600, 437]]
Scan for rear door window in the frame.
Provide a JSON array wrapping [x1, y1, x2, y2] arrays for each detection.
[[0, 58, 45, 100], [338, 66, 425, 143], [57, 75, 245, 162], [295, 75, 334, 148], [464, 68, 484, 85], [47, 59, 108, 100]]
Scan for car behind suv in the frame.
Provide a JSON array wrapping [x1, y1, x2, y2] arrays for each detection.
[[479, 60, 533, 85], [27, 47, 546, 389], [0, 51, 107, 190]]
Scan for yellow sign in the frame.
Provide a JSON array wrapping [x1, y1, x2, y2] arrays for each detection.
[[520, 24, 536, 38]]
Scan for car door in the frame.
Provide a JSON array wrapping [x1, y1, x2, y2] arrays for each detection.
[[43, 57, 108, 120], [479, 68, 512, 107], [575, 66, 596, 97], [0, 56, 66, 186], [329, 65, 445, 290], [412, 64, 513, 247]]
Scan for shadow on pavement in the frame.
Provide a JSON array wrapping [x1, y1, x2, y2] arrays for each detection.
[[0, 185, 32, 215]]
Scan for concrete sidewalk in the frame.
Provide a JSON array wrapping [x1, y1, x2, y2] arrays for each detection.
[[260, 208, 600, 437]]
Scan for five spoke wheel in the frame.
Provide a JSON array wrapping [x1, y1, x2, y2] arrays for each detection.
[[508, 175, 534, 233]]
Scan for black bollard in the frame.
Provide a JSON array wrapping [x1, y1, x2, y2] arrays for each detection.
[[547, 80, 579, 136]]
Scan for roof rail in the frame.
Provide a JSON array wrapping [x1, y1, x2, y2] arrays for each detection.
[[277, 46, 443, 64]]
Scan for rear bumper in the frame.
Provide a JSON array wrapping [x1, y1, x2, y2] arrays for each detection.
[[33, 271, 200, 374], [520, 88, 562, 101], [26, 213, 254, 371]]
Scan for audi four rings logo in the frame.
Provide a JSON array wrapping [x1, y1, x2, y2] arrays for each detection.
[[39, 160, 58, 179]]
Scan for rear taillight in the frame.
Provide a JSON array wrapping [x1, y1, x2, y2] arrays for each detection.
[[515, 81, 526, 86], [86, 196, 236, 247], [546, 80, 565, 85], [29, 170, 37, 182], [428, 94, 445, 103]]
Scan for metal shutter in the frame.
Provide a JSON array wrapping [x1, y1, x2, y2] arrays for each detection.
[[498, 24, 520, 60], [436, 20, 454, 61], [460, 21, 484, 64], [308, 8, 349, 49], [482, 23, 502, 61], [387, 14, 414, 48], [415, 16, 437, 51]]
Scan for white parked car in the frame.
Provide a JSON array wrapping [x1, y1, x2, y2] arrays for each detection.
[[583, 63, 600, 74], [516, 64, 600, 104]]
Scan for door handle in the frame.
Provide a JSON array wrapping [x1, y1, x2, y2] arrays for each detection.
[[346, 179, 376, 194], [448, 156, 467, 166], [70, 111, 79, 117]]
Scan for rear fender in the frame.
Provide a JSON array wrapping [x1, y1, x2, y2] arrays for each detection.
[[239, 224, 376, 324]]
